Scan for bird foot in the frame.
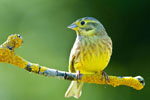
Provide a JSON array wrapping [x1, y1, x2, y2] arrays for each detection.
[[76, 70, 80, 80], [102, 71, 110, 84]]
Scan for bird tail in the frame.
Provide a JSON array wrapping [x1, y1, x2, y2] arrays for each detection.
[[65, 81, 84, 99]]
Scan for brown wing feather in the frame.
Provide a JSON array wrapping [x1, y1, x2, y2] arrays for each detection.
[[69, 43, 81, 73], [69, 56, 76, 73]]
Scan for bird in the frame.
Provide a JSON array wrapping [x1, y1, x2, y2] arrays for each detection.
[[65, 17, 112, 99]]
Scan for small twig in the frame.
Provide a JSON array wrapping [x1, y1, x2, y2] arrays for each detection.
[[0, 34, 145, 90]]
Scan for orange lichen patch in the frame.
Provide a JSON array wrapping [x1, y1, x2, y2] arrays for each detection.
[[30, 64, 40, 73], [2, 34, 23, 49], [40, 67, 47, 72], [81, 74, 144, 90], [119, 77, 144, 90], [108, 76, 121, 87], [10, 55, 27, 68], [0, 34, 26, 68], [81, 73, 105, 84], [0, 48, 14, 62]]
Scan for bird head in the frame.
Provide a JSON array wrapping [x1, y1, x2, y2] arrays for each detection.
[[68, 17, 107, 36]]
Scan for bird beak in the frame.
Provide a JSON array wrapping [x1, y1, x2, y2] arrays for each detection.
[[67, 23, 78, 30]]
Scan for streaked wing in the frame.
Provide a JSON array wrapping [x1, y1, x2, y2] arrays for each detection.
[[68, 43, 80, 73]]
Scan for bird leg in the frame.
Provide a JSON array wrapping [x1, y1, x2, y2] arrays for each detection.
[[76, 70, 80, 81], [102, 71, 110, 83]]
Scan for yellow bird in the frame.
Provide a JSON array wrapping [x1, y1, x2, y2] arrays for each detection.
[[65, 17, 112, 98]]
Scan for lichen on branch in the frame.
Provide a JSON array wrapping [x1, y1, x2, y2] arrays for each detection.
[[0, 34, 145, 90]]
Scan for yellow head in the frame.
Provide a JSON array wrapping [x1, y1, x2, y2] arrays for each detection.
[[68, 17, 107, 36]]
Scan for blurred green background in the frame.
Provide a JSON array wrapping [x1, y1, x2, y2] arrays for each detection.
[[0, 0, 149, 100]]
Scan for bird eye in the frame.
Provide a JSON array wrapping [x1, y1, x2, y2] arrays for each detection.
[[81, 21, 85, 25]]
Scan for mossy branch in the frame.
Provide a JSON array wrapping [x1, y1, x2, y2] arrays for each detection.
[[0, 34, 145, 90]]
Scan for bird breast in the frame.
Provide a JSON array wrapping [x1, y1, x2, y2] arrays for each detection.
[[71, 35, 112, 74]]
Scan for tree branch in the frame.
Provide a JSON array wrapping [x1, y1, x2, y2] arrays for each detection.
[[0, 34, 145, 90]]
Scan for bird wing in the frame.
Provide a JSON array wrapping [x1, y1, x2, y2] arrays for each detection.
[[69, 55, 76, 73], [68, 45, 80, 73]]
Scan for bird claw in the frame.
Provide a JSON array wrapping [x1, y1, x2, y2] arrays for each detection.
[[102, 71, 109, 84], [76, 70, 80, 80]]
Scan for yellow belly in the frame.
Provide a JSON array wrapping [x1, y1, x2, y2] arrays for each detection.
[[69, 35, 112, 74], [74, 45, 111, 74]]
